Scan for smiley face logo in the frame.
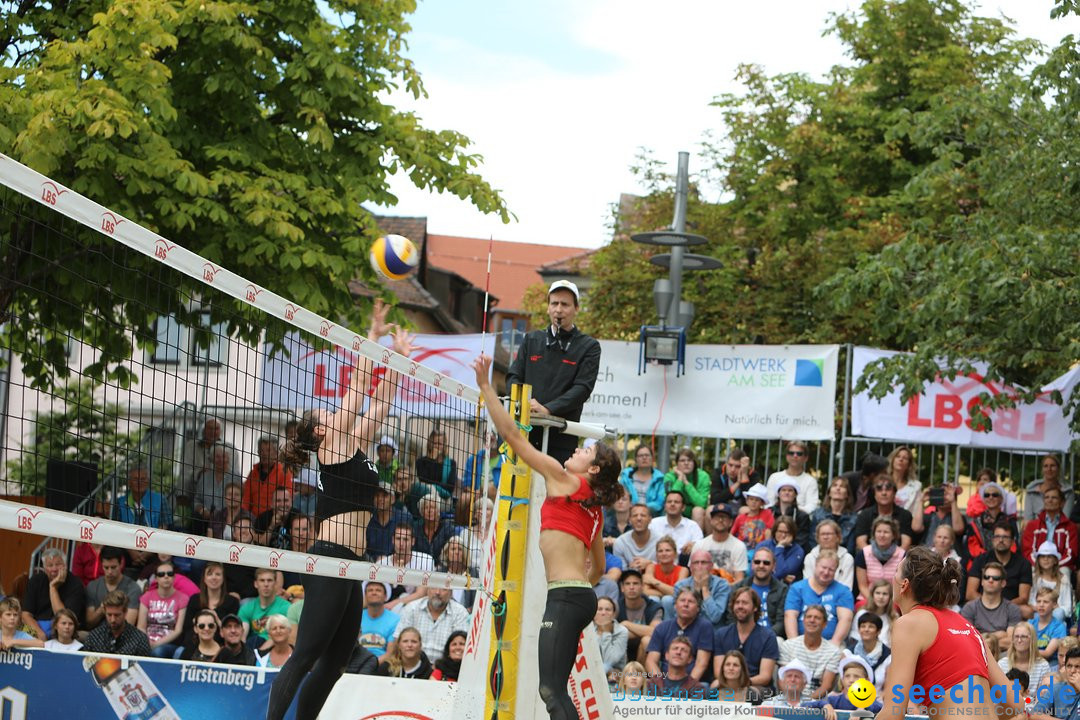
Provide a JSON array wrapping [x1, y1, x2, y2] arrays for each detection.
[[848, 678, 877, 708]]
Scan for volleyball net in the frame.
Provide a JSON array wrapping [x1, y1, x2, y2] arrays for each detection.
[[0, 152, 494, 592]]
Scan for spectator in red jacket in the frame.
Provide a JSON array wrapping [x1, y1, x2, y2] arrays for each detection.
[[1021, 486, 1077, 570], [242, 437, 293, 517]]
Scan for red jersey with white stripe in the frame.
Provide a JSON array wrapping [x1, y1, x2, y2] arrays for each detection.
[[541, 475, 603, 548], [912, 605, 989, 699]]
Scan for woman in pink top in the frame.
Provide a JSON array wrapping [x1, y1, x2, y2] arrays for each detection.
[[137, 560, 188, 659]]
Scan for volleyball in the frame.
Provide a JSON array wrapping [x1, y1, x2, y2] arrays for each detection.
[[370, 234, 419, 281]]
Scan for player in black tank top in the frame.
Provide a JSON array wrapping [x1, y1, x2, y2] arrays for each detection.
[[267, 301, 413, 720]]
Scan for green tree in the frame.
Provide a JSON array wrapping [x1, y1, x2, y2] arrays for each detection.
[[0, 0, 508, 389]]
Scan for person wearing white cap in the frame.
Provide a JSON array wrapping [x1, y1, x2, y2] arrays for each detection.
[[505, 279, 601, 465], [731, 483, 775, 547], [766, 441, 820, 513], [768, 658, 812, 707], [374, 435, 399, 484], [1021, 484, 1077, 570], [1028, 540, 1073, 623]]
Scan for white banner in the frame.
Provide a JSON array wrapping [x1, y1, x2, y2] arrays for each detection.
[[851, 346, 1080, 451], [579, 342, 839, 440], [259, 332, 493, 416]]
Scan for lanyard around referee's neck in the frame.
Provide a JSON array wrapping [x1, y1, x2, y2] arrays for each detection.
[[547, 324, 575, 352]]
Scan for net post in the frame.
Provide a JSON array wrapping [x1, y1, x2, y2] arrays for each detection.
[[485, 383, 533, 718]]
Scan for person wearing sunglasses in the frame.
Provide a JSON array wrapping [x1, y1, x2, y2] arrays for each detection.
[[181, 609, 223, 662], [852, 480, 913, 552], [964, 480, 1021, 573], [965, 519, 1033, 619], [960, 560, 1023, 655], [137, 561, 189, 658], [766, 442, 819, 513]]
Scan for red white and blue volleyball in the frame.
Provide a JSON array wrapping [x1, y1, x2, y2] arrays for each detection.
[[370, 234, 419, 281]]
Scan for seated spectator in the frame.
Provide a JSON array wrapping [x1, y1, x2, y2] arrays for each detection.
[[853, 478, 913, 551], [114, 463, 172, 529], [431, 630, 466, 681], [713, 650, 754, 702], [456, 497, 492, 574], [1000, 621, 1052, 691], [855, 516, 906, 603], [616, 569, 663, 664], [930, 524, 964, 570], [779, 604, 842, 700], [439, 537, 476, 608], [71, 541, 104, 586], [1029, 542, 1073, 624], [359, 581, 399, 659], [710, 448, 759, 510], [238, 568, 291, 651], [966, 520, 1033, 619], [692, 503, 748, 584], [253, 486, 296, 549], [729, 547, 787, 636], [193, 443, 242, 533], [964, 480, 1019, 565], [784, 550, 854, 646], [21, 547, 86, 640], [851, 580, 896, 647], [649, 491, 704, 559], [766, 441, 820, 513], [966, 468, 1018, 519], [83, 590, 151, 656], [1005, 668, 1029, 702], [141, 554, 199, 596], [224, 517, 259, 600], [1031, 647, 1080, 720], [645, 636, 707, 697], [0, 597, 44, 649], [85, 546, 141, 629], [181, 609, 223, 662], [603, 485, 632, 548], [137, 560, 188, 658], [44, 608, 82, 653], [811, 478, 858, 550], [215, 613, 256, 665], [850, 611, 891, 690], [759, 515, 804, 583], [391, 587, 470, 664], [732, 483, 774, 547], [367, 481, 412, 560], [242, 437, 293, 517], [378, 525, 435, 610], [912, 483, 964, 548], [617, 661, 648, 696], [620, 445, 666, 515], [886, 446, 921, 513], [1036, 637, 1078, 695], [278, 515, 316, 590], [463, 431, 503, 498], [961, 560, 1022, 652], [182, 562, 239, 652], [375, 435, 400, 484], [593, 597, 628, 679], [802, 655, 883, 719], [714, 586, 779, 690], [770, 480, 812, 553], [645, 588, 713, 684], [345, 644, 380, 676], [767, 659, 813, 707], [292, 466, 319, 517], [415, 429, 458, 498], [642, 536, 689, 600], [664, 447, 712, 531], [1022, 487, 1077, 570], [376, 626, 432, 679], [180, 418, 238, 499], [803, 520, 855, 590], [1031, 588, 1067, 666], [256, 614, 294, 668], [413, 492, 458, 561], [394, 465, 447, 518], [667, 550, 730, 629], [210, 482, 252, 540], [1023, 454, 1074, 523], [612, 504, 659, 573]]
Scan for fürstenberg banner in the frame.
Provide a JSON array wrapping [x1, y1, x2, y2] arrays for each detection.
[[580, 342, 839, 440], [851, 346, 1080, 451]]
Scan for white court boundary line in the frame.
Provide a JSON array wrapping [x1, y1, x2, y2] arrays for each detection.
[[0, 500, 471, 588], [0, 152, 480, 404]]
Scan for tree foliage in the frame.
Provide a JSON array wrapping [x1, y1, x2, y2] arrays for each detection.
[[0, 0, 508, 389]]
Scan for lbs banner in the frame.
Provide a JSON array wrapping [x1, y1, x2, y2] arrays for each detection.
[[851, 346, 1080, 451], [580, 342, 839, 440]]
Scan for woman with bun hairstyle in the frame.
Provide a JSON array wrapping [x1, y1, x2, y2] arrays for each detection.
[[472, 354, 622, 720], [876, 545, 1026, 720]]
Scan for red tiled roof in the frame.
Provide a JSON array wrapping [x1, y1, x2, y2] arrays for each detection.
[[425, 235, 582, 312], [538, 248, 599, 274]]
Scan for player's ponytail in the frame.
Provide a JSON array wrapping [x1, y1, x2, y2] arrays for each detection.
[[902, 545, 964, 608]]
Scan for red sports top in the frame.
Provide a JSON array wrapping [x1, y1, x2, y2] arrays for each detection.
[[912, 605, 988, 699], [541, 476, 603, 548]]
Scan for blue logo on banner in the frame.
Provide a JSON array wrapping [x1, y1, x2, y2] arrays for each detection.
[[794, 359, 824, 387]]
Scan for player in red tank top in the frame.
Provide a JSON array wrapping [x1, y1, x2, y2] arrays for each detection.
[[877, 545, 1027, 720], [473, 355, 622, 720]]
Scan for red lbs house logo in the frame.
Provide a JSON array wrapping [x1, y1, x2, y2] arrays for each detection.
[[40, 181, 68, 205]]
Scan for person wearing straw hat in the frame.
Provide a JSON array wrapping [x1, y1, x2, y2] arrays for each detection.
[[768, 659, 813, 707], [505, 280, 601, 465], [1028, 540, 1073, 624]]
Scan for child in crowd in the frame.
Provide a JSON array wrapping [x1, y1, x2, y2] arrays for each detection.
[[851, 580, 896, 647], [615, 661, 647, 696], [802, 655, 884, 720], [850, 612, 891, 690], [1005, 668, 1030, 702], [1031, 588, 1068, 668], [731, 484, 774, 548], [0, 598, 43, 650]]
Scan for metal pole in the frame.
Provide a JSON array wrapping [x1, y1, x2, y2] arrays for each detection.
[[838, 344, 853, 474]]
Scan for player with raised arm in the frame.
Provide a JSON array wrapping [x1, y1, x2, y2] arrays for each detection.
[[472, 354, 621, 720]]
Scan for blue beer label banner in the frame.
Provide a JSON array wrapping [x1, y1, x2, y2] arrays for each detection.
[[0, 648, 295, 720]]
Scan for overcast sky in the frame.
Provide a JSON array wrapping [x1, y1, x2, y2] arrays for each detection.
[[373, 1, 1074, 250]]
